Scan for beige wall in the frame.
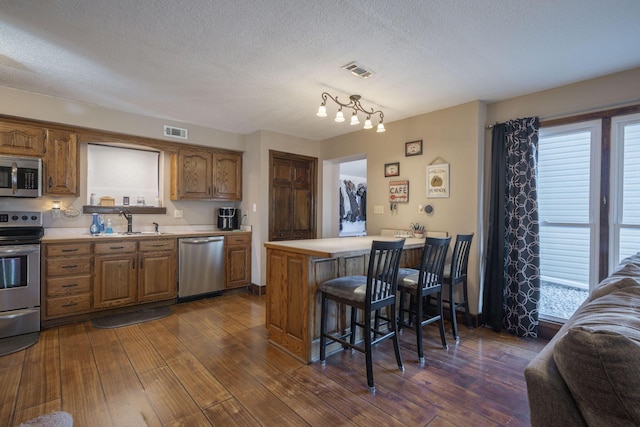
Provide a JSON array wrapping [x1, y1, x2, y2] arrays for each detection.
[[322, 101, 485, 313]]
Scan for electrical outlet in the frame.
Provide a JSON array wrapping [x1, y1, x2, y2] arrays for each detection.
[[174, 209, 183, 218], [252, 203, 257, 213]]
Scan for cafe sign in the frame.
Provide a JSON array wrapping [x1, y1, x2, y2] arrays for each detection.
[[389, 180, 409, 203]]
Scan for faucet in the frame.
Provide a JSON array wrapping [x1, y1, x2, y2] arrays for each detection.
[[153, 222, 159, 233], [119, 210, 133, 233]]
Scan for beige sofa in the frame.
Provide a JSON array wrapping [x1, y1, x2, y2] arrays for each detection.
[[525, 253, 640, 427]]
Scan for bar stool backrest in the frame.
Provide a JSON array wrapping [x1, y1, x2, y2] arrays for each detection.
[[368, 239, 405, 309], [417, 237, 451, 289], [450, 234, 474, 283]]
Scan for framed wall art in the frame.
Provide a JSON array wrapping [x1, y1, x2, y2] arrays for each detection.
[[426, 162, 449, 198], [389, 180, 409, 203], [384, 162, 400, 177], [405, 140, 423, 156]]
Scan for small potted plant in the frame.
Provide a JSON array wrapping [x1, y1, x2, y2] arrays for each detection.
[[411, 223, 425, 238]]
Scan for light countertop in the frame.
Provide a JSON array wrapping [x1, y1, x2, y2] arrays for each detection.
[[41, 226, 250, 243], [264, 235, 426, 258]]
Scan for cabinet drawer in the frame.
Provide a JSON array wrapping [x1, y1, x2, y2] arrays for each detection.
[[46, 294, 91, 318], [46, 243, 92, 257], [95, 241, 137, 254], [46, 275, 91, 297], [46, 257, 91, 276], [226, 234, 251, 245], [139, 239, 176, 252]]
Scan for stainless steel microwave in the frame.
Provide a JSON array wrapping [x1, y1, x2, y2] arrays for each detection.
[[0, 156, 42, 198]]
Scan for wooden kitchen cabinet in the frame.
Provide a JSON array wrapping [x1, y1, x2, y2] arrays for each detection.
[[42, 242, 92, 319], [44, 129, 79, 195], [0, 121, 45, 156], [225, 233, 251, 289], [213, 150, 242, 200], [171, 147, 243, 201], [138, 239, 177, 302], [170, 148, 213, 199], [94, 241, 138, 309]]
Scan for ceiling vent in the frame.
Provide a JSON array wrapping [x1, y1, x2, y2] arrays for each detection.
[[164, 125, 188, 140], [342, 61, 374, 79]]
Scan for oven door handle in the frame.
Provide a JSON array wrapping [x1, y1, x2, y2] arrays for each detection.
[[0, 245, 40, 257], [11, 162, 18, 195]]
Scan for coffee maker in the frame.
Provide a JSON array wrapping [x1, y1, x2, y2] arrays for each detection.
[[217, 207, 239, 230]]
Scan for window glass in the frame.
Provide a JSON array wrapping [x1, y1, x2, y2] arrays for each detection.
[[87, 143, 160, 206]]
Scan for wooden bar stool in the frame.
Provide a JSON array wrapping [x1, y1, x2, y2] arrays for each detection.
[[319, 239, 405, 393]]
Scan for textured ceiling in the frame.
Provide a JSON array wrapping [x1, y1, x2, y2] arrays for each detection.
[[1, 1, 640, 141]]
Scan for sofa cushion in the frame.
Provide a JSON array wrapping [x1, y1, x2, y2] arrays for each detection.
[[553, 287, 640, 426]]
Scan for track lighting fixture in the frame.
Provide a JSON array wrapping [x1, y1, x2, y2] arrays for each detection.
[[316, 92, 385, 132]]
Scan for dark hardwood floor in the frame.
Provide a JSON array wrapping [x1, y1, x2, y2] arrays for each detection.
[[0, 292, 547, 426]]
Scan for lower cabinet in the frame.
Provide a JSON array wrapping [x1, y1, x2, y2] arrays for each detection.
[[138, 239, 177, 302], [94, 241, 138, 309], [225, 234, 251, 289], [42, 238, 178, 321], [43, 242, 92, 319]]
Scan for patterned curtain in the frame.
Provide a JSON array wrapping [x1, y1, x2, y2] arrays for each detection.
[[483, 117, 540, 337]]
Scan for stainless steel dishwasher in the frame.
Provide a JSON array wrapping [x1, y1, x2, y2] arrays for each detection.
[[178, 236, 225, 301]]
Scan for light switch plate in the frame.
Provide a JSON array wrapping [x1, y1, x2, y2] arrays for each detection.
[[174, 209, 183, 218], [373, 205, 384, 214]]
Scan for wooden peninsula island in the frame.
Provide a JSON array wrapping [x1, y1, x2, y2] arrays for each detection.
[[265, 236, 427, 363]]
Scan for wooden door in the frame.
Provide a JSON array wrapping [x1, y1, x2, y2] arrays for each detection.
[[269, 151, 317, 241], [44, 130, 78, 195], [94, 254, 137, 309]]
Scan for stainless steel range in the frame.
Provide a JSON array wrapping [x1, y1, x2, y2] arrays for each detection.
[[0, 211, 43, 341]]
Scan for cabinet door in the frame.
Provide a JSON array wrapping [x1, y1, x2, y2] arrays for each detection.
[[292, 159, 315, 239], [213, 150, 242, 201], [171, 149, 212, 199], [94, 254, 137, 309], [270, 157, 294, 240], [0, 122, 45, 156], [44, 130, 78, 195], [138, 251, 177, 302], [226, 245, 251, 288]]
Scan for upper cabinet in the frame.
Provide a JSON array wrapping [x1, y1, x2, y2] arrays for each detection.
[[171, 148, 213, 199], [171, 147, 242, 201], [44, 129, 79, 196], [0, 122, 46, 156], [212, 150, 242, 201]]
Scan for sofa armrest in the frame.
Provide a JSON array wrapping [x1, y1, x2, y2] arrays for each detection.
[[525, 335, 587, 427]]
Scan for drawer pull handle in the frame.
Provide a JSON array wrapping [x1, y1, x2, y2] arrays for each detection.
[[110, 246, 125, 250], [62, 265, 78, 269], [61, 249, 79, 252], [62, 283, 79, 288], [61, 303, 78, 308]]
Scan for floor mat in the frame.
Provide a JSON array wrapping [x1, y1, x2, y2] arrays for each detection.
[[0, 332, 39, 357], [91, 306, 172, 329]]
